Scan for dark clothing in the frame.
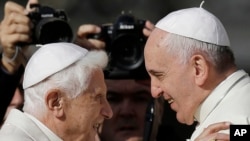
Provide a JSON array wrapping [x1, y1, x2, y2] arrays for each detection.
[[0, 59, 24, 122]]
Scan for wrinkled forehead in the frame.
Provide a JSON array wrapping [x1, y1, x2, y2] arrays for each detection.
[[144, 28, 171, 67], [87, 68, 106, 92], [145, 28, 169, 54]]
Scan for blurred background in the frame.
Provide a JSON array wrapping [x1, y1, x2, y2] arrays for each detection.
[[0, 0, 249, 72], [0, 0, 249, 73], [0, 0, 249, 140]]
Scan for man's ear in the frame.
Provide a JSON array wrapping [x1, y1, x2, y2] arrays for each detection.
[[45, 89, 64, 118], [191, 54, 209, 86]]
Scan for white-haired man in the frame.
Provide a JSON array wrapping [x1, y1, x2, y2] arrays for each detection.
[[0, 42, 113, 141], [144, 3, 250, 141]]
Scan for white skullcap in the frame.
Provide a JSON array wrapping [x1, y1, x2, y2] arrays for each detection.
[[156, 4, 230, 46], [23, 42, 88, 89]]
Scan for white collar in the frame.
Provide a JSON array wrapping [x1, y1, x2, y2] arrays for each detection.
[[25, 113, 63, 141], [194, 70, 249, 123]]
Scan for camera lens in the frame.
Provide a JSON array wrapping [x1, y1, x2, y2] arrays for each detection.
[[111, 34, 144, 70], [35, 18, 73, 44]]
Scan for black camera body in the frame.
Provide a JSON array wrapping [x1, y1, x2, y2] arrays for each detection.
[[27, 4, 73, 45], [92, 14, 149, 79]]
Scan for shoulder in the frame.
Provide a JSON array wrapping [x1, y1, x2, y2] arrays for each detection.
[[0, 135, 33, 141]]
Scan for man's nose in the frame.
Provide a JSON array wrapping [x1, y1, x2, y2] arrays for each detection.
[[118, 100, 134, 116], [101, 99, 113, 119], [150, 78, 164, 98], [151, 85, 163, 98]]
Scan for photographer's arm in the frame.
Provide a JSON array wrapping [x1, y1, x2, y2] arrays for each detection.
[[0, 0, 38, 122], [0, 0, 38, 73]]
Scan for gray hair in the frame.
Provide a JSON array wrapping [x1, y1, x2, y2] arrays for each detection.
[[23, 50, 108, 117], [160, 33, 235, 72]]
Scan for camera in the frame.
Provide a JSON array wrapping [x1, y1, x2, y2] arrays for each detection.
[[91, 13, 149, 79], [27, 4, 73, 45]]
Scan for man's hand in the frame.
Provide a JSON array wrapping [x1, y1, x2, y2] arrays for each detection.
[[74, 24, 105, 50], [195, 122, 230, 141], [143, 20, 155, 37], [74, 20, 155, 51], [0, 0, 38, 73]]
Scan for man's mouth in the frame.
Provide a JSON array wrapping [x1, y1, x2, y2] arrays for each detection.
[[118, 126, 137, 132], [93, 123, 101, 132], [167, 98, 174, 104], [115, 123, 139, 135], [115, 119, 139, 135]]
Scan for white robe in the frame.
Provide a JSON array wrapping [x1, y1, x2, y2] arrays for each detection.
[[0, 109, 62, 141], [189, 70, 250, 140]]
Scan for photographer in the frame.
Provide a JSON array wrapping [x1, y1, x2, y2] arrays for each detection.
[[0, 0, 73, 123], [0, 0, 38, 122]]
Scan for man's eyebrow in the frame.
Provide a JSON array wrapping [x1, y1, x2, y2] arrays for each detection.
[[148, 70, 162, 75], [148, 69, 155, 74], [134, 90, 151, 95]]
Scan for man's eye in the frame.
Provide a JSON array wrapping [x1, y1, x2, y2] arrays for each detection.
[[133, 97, 150, 103], [133, 93, 152, 103], [107, 92, 122, 103], [154, 73, 165, 80], [96, 94, 103, 103], [150, 71, 164, 80]]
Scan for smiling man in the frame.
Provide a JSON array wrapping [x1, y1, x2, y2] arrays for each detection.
[[144, 4, 250, 141], [0, 42, 113, 141]]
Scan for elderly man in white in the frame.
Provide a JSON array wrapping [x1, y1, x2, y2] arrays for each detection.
[[0, 42, 113, 141], [144, 2, 250, 141]]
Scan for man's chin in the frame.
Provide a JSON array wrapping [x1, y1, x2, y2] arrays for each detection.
[[126, 136, 143, 141], [114, 133, 142, 141], [176, 113, 194, 125], [117, 136, 142, 141]]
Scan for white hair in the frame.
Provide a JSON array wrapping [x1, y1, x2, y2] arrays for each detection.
[[160, 33, 235, 72], [23, 50, 108, 117]]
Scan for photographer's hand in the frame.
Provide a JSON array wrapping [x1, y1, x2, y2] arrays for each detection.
[[0, 0, 38, 73], [75, 24, 105, 50], [26, 0, 39, 11], [75, 20, 154, 50], [143, 20, 155, 37]]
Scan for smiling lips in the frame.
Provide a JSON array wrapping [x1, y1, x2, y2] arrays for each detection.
[[116, 122, 138, 134], [118, 126, 137, 131], [93, 123, 101, 132], [167, 99, 174, 104]]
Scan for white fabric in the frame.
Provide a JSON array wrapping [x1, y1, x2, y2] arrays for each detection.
[[0, 109, 62, 141], [23, 42, 88, 89], [156, 7, 230, 46], [25, 113, 62, 141], [189, 70, 250, 140]]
